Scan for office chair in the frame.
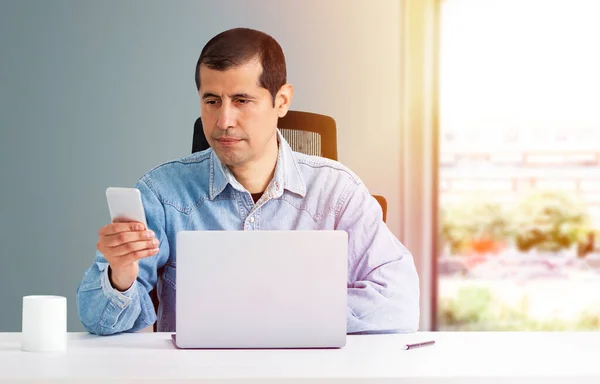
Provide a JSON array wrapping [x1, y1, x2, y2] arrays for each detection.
[[192, 110, 388, 222]]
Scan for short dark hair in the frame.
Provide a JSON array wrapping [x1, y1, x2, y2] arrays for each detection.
[[195, 28, 287, 106]]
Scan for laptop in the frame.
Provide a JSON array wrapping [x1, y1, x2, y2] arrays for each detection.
[[173, 230, 348, 349]]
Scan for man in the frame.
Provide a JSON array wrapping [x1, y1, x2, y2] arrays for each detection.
[[77, 27, 420, 335]]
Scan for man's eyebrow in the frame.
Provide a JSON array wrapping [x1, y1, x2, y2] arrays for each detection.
[[202, 92, 258, 100], [202, 92, 220, 100], [230, 93, 256, 99]]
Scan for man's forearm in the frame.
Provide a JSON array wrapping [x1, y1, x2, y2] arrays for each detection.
[[108, 265, 137, 292], [77, 262, 155, 335], [346, 278, 419, 333]]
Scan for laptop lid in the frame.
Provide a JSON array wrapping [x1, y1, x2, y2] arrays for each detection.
[[175, 230, 348, 349]]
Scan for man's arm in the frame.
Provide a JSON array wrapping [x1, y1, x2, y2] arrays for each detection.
[[336, 181, 420, 334], [76, 179, 170, 335]]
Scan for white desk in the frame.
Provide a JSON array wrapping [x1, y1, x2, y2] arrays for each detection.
[[0, 332, 597, 383]]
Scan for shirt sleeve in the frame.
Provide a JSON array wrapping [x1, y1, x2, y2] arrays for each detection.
[[336, 180, 420, 334], [76, 178, 170, 335]]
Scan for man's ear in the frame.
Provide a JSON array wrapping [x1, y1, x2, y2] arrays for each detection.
[[275, 84, 294, 118]]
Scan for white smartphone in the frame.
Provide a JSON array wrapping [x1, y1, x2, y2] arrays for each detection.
[[106, 187, 148, 228]]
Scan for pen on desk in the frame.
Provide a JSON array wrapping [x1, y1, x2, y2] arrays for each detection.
[[403, 340, 435, 350]]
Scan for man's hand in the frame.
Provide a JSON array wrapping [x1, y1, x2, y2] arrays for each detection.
[[96, 221, 159, 291]]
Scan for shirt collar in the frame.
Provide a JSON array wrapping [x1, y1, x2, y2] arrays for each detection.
[[209, 129, 307, 200]]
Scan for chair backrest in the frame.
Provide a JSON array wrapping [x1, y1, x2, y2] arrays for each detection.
[[191, 110, 387, 222], [278, 111, 338, 160], [192, 117, 210, 154]]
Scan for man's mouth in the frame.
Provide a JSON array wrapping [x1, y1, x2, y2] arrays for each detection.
[[215, 137, 242, 145]]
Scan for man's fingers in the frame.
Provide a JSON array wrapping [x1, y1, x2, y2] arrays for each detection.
[[130, 247, 160, 261], [121, 247, 160, 265], [103, 230, 155, 247], [99, 222, 146, 236], [109, 239, 160, 258]]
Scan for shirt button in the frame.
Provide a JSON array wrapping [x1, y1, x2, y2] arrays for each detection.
[[249, 216, 255, 223]]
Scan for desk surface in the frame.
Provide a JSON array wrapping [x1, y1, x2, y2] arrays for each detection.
[[0, 331, 597, 383]]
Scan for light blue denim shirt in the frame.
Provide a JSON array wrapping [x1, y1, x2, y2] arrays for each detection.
[[77, 131, 420, 335]]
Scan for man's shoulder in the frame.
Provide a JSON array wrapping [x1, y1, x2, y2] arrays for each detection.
[[136, 149, 212, 200], [141, 149, 212, 181], [292, 151, 361, 185]]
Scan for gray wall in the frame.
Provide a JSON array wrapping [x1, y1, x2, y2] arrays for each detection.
[[0, 0, 402, 331]]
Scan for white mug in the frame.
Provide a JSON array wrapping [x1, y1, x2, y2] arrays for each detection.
[[21, 295, 67, 352]]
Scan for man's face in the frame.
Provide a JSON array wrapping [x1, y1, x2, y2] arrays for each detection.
[[199, 59, 282, 168]]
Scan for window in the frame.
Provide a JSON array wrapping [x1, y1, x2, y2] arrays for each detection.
[[437, 0, 600, 330]]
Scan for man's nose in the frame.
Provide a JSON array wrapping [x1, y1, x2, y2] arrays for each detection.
[[216, 104, 236, 131]]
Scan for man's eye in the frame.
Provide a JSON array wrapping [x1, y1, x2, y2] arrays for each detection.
[[236, 99, 250, 104], [205, 100, 218, 105]]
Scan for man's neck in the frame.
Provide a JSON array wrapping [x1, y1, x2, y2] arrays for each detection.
[[229, 143, 279, 194]]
